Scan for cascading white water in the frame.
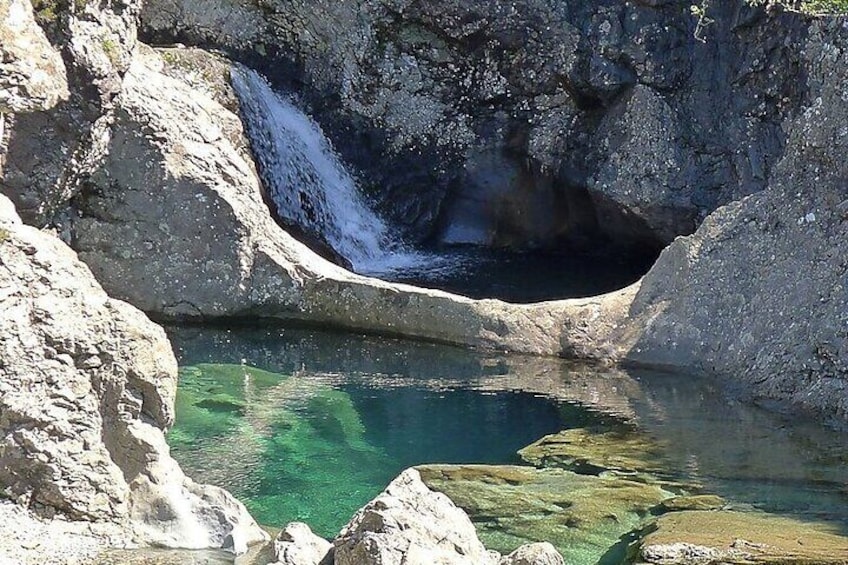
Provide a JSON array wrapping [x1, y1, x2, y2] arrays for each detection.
[[232, 66, 395, 273]]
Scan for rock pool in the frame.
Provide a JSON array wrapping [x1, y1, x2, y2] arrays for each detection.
[[167, 326, 848, 563]]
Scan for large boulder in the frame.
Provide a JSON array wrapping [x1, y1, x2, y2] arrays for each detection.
[[617, 19, 848, 426], [0, 194, 267, 560], [332, 468, 499, 565]]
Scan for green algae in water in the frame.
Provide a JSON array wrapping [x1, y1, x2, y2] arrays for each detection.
[[169, 364, 396, 536], [168, 362, 577, 538]]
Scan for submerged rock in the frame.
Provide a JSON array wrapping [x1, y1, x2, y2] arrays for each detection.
[[638, 510, 848, 565], [518, 428, 670, 477], [417, 464, 672, 565], [0, 194, 267, 560]]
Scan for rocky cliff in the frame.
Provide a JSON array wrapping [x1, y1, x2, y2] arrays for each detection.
[[0, 194, 267, 563], [140, 0, 806, 252], [616, 18, 848, 426]]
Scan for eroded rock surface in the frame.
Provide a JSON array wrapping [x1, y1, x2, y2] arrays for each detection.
[[140, 0, 805, 249], [1, 0, 140, 225], [67, 44, 633, 358], [418, 464, 672, 564], [617, 20, 848, 426], [0, 194, 267, 561]]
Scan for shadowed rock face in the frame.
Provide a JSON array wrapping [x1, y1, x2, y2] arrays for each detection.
[[139, 0, 807, 251], [1, 0, 141, 226]]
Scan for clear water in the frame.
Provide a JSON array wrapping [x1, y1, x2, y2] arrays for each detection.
[[385, 246, 658, 302], [167, 326, 848, 558]]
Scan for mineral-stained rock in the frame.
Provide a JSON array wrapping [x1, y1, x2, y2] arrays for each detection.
[[0, 0, 68, 113], [333, 468, 499, 565], [0, 194, 267, 558], [638, 510, 848, 565], [417, 464, 672, 565], [272, 522, 332, 565], [616, 19, 848, 426]]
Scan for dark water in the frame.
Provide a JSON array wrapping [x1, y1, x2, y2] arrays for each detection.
[[384, 246, 657, 302], [166, 326, 848, 555]]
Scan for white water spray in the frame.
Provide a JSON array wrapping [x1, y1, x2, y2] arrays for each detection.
[[232, 66, 434, 276]]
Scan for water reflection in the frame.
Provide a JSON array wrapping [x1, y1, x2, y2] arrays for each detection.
[[167, 325, 848, 543]]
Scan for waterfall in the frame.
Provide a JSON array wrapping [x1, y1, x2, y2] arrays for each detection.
[[232, 66, 408, 275]]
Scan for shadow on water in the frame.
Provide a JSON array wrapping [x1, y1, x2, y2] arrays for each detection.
[[166, 325, 848, 554]]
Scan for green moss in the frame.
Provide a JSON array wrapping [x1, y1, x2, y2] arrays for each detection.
[[101, 37, 119, 66], [0, 228, 9, 243], [31, 0, 59, 23]]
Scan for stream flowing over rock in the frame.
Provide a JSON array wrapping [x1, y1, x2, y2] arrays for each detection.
[[0, 194, 267, 562]]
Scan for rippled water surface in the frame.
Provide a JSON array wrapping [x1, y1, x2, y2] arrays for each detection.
[[167, 326, 848, 559]]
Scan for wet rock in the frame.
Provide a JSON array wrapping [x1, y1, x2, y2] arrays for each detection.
[[0, 0, 68, 113], [272, 523, 332, 565], [417, 464, 672, 564], [638, 510, 848, 565], [333, 468, 499, 565], [0, 194, 268, 558]]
